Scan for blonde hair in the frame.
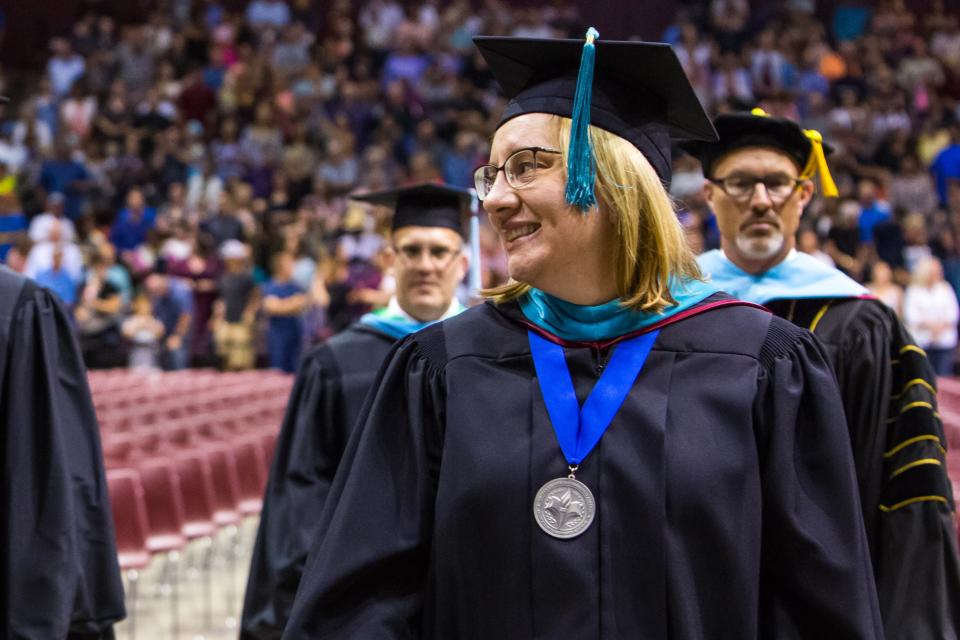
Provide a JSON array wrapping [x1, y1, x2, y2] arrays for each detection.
[[911, 256, 943, 287], [484, 116, 703, 313]]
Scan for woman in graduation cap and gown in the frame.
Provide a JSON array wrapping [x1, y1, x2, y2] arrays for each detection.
[[284, 32, 883, 639], [242, 184, 472, 639], [689, 110, 960, 638]]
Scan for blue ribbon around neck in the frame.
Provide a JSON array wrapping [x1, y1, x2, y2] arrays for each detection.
[[528, 329, 660, 466]]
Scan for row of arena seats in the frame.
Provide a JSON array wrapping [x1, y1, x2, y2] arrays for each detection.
[[95, 368, 292, 637]]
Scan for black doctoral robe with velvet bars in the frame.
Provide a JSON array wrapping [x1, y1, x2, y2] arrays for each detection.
[[241, 324, 396, 639], [766, 296, 960, 639], [0, 266, 125, 638], [284, 296, 883, 639]]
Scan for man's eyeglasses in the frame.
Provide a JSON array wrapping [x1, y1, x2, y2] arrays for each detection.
[[394, 243, 462, 269], [710, 174, 807, 203], [473, 147, 562, 200]]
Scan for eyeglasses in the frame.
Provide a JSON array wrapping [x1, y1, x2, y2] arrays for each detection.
[[710, 174, 807, 203], [473, 147, 562, 200], [394, 243, 463, 270]]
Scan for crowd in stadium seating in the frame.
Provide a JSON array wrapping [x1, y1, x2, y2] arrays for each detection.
[[1, 0, 959, 372]]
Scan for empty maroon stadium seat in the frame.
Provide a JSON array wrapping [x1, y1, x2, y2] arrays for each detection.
[[137, 457, 187, 554], [173, 451, 218, 540], [204, 443, 242, 528], [234, 436, 268, 515], [107, 469, 151, 571]]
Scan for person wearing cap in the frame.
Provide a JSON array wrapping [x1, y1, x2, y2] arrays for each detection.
[[241, 183, 473, 639], [284, 33, 881, 638], [213, 239, 259, 371], [690, 109, 960, 638]]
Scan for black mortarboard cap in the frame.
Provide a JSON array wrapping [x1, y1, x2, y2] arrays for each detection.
[[473, 35, 717, 185], [682, 110, 838, 195], [349, 183, 471, 236]]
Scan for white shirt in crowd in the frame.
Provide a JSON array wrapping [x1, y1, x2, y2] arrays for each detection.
[[29, 213, 77, 244], [904, 281, 960, 350]]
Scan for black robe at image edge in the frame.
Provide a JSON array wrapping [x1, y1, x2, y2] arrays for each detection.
[[0, 267, 126, 638]]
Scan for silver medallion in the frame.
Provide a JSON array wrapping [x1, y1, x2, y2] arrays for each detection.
[[533, 476, 596, 539]]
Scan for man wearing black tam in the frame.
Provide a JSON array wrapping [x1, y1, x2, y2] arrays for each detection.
[[691, 110, 960, 639], [285, 35, 881, 638], [240, 184, 472, 639]]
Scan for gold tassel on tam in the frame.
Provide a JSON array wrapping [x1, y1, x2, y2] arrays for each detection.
[[800, 129, 839, 197]]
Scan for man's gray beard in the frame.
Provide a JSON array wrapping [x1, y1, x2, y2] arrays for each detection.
[[735, 230, 784, 261]]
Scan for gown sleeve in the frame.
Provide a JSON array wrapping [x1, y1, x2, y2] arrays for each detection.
[[283, 331, 445, 639], [870, 315, 960, 639], [1, 280, 125, 638], [754, 317, 883, 639], [241, 346, 350, 639]]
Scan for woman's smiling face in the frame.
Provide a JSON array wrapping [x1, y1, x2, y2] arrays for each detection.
[[482, 113, 617, 298]]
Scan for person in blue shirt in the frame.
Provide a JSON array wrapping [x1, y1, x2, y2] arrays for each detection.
[[109, 187, 157, 253], [38, 141, 93, 220], [34, 246, 77, 307], [856, 177, 892, 244], [145, 272, 192, 370], [931, 124, 960, 206], [0, 193, 26, 262], [262, 252, 307, 373]]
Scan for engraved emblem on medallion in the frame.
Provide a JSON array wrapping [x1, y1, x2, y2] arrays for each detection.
[[533, 477, 596, 539]]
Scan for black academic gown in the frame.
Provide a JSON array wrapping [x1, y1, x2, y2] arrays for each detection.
[[0, 267, 125, 638], [283, 296, 883, 639], [766, 296, 960, 639], [241, 324, 396, 639]]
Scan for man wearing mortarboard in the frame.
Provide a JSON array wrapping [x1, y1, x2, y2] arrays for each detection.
[[241, 183, 474, 639], [690, 109, 960, 639]]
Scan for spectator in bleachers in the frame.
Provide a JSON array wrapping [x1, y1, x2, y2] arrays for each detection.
[[146, 272, 192, 370], [28, 192, 75, 244], [167, 235, 221, 362], [905, 255, 960, 375], [110, 187, 157, 254], [23, 217, 84, 283], [38, 139, 92, 221], [121, 292, 165, 369], [261, 251, 306, 373], [856, 177, 892, 244], [889, 153, 939, 217], [46, 37, 85, 98], [75, 249, 125, 369], [798, 227, 835, 267], [867, 260, 904, 315], [33, 246, 77, 307], [246, 0, 291, 31], [0, 192, 26, 262], [213, 239, 259, 370], [932, 123, 960, 207], [199, 190, 245, 249]]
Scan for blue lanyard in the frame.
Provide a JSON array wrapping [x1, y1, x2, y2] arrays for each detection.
[[528, 330, 660, 466]]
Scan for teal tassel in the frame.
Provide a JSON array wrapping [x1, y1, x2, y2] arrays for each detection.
[[565, 27, 599, 212]]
